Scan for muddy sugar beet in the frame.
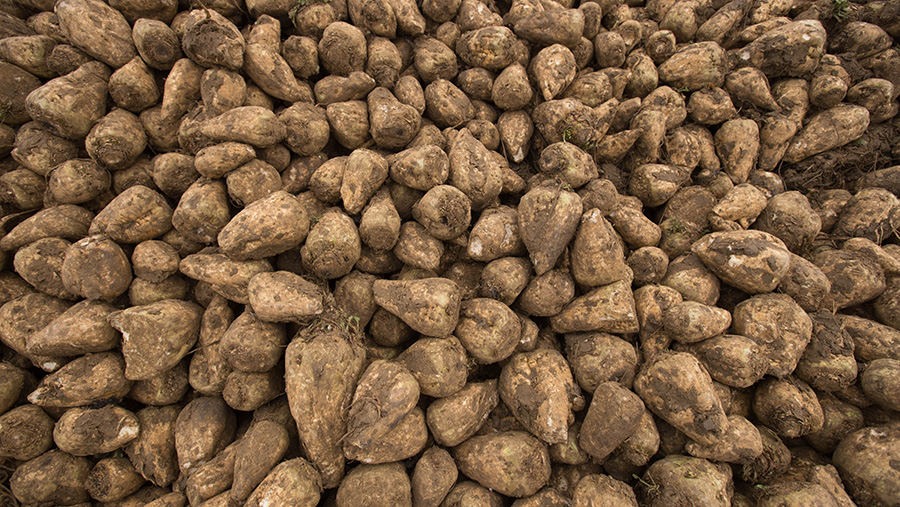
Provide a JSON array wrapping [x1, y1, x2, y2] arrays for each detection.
[[2, 0, 900, 505]]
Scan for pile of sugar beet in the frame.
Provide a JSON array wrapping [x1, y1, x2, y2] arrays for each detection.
[[3, 0, 900, 503]]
